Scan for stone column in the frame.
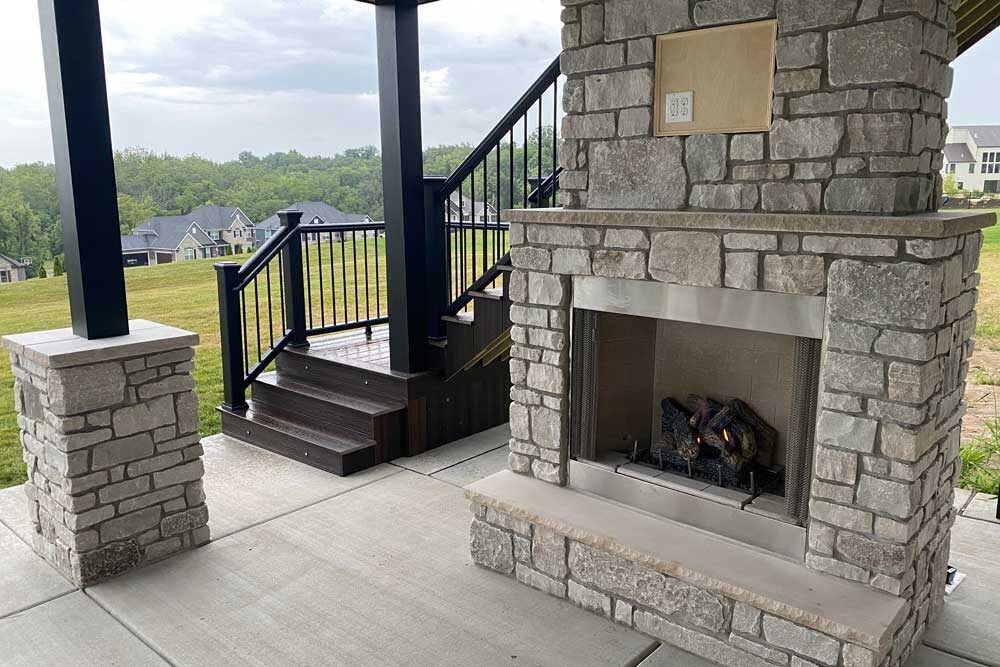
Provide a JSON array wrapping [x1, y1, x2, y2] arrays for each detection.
[[3, 320, 209, 586]]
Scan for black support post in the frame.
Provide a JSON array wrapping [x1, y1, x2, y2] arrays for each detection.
[[215, 262, 246, 410], [424, 176, 448, 341], [279, 211, 308, 348], [374, 1, 430, 373], [38, 0, 129, 339]]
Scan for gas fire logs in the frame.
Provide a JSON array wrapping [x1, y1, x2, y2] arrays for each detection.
[[658, 395, 776, 472]]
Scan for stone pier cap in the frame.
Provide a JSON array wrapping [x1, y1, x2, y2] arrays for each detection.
[[504, 208, 996, 238]]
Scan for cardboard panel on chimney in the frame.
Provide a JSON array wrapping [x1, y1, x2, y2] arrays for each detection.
[[653, 20, 777, 137]]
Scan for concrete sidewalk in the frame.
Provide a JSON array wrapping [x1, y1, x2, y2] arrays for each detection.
[[0, 427, 996, 666]]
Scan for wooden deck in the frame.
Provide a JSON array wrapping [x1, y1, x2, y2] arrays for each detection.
[[309, 325, 391, 368]]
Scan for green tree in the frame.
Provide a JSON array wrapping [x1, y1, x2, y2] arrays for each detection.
[[117, 193, 160, 234], [52, 256, 63, 277], [942, 173, 960, 197], [37, 265, 47, 279]]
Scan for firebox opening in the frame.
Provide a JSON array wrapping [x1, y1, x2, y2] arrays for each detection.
[[571, 308, 821, 529]]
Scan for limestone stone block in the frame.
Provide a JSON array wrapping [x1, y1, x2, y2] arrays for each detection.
[[563, 79, 584, 113], [73, 541, 142, 587], [511, 305, 548, 328], [809, 499, 873, 532], [119, 485, 185, 515], [552, 248, 592, 275], [470, 518, 514, 574], [689, 184, 759, 210], [176, 391, 199, 435], [92, 434, 155, 470], [649, 231, 722, 287], [605, 228, 649, 249], [568, 580, 612, 617], [112, 395, 176, 438], [618, 107, 652, 137], [761, 182, 822, 212], [774, 69, 822, 93], [724, 233, 777, 251], [532, 527, 568, 578], [47, 362, 125, 416], [561, 44, 625, 75], [527, 273, 566, 307], [152, 459, 205, 488], [694, 0, 775, 26], [837, 533, 911, 575], [777, 0, 856, 31], [732, 602, 762, 635], [794, 162, 834, 180], [516, 563, 566, 597], [867, 399, 927, 426], [762, 255, 825, 295], [528, 224, 602, 247], [510, 403, 531, 441], [843, 645, 877, 667], [762, 615, 840, 666], [729, 634, 790, 665], [827, 321, 879, 353], [802, 236, 898, 257], [562, 22, 580, 49], [770, 118, 844, 160], [837, 157, 867, 174], [827, 260, 943, 329], [823, 392, 862, 413], [733, 164, 791, 181], [777, 32, 823, 69], [725, 253, 759, 290], [814, 445, 859, 484], [627, 38, 655, 65], [562, 113, 616, 139], [686, 134, 728, 182], [887, 359, 942, 403], [847, 113, 912, 153], [160, 504, 209, 537], [531, 459, 562, 483], [138, 374, 195, 400], [873, 87, 922, 111], [585, 69, 653, 111], [100, 506, 162, 543], [99, 476, 151, 504], [808, 520, 836, 555], [614, 600, 634, 625], [485, 508, 531, 537], [634, 611, 775, 667], [589, 138, 687, 209], [828, 17, 925, 86], [787, 90, 870, 115], [530, 406, 561, 448], [527, 363, 565, 395], [856, 475, 920, 519], [730, 134, 764, 162], [580, 3, 604, 44], [604, 0, 691, 41], [879, 422, 936, 463], [823, 352, 884, 396], [592, 250, 647, 279]]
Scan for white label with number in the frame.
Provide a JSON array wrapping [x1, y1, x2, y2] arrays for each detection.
[[665, 91, 694, 123]]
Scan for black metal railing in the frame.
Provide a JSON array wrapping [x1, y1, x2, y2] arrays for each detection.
[[216, 210, 387, 409], [431, 56, 561, 316]]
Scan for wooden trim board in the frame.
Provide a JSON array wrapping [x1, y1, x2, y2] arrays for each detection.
[[653, 20, 777, 137]]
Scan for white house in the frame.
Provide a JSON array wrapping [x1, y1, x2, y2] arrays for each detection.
[[942, 125, 1000, 193], [0, 253, 28, 284]]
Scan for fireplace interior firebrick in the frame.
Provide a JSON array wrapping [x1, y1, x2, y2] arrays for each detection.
[[569, 277, 824, 557]]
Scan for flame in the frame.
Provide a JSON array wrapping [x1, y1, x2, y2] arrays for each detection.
[[723, 428, 730, 442]]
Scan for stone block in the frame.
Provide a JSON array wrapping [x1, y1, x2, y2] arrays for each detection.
[[686, 134, 728, 182], [847, 113, 912, 153], [605, 228, 649, 249], [887, 360, 942, 403], [649, 231, 722, 287], [176, 391, 199, 435], [770, 118, 844, 160], [773, 69, 822, 93], [561, 44, 625, 75], [777, 32, 823, 69], [827, 321, 879, 353], [562, 22, 579, 49], [527, 363, 564, 394], [761, 183, 821, 212], [99, 476, 151, 504], [551, 248, 592, 275], [92, 434, 155, 470], [733, 164, 791, 181], [724, 234, 777, 251], [829, 17, 925, 86], [823, 352, 884, 396], [880, 422, 935, 463], [814, 444, 859, 484], [836, 532, 911, 575], [802, 236, 897, 257], [614, 600, 634, 625], [511, 247, 551, 272], [618, 107, 652, 137], [777, 0, 856, 31], [585, 69, 653, 111], [138, 374, 195, 400], [873, 87, 922, 111], [118, 485, 185, 515], [100, 506, 162, 543], [470, 518, 514, 574], [562, 113, 617, 140], [794, 162, 833, 180], [730, 134, 764, 162], [725, 253, 759, 290], [816, 410, 878, 452], [112, 395, 175, 438], [530, 406, 561, 448], [762, 615, 840, 666], [809, 499, 873, 532], [152, 459, 205, 488], [856, 475, 920, 519], [160, 504, 209, 537], [604, 0, 691, 41], [528, 273, 565, 307], [563, 79, 584, 113], [837, 157, 867, 175], [47, 362, 125, 416], [579, 3, 603, 44], [627, 38, 655, 65], [762, 255, 825, 295], [634, 611, 775, 667], [568, 580, 611, 617], [531, 459, 562, 483], [510, 403, 531, 441], [516, 563, 566, 597], [732, 602, 762, 635], [592, 250, 647, 279], [532, 527, 568, 578], [827, 260, 943, 329], [789, 90, 868, 115], [694, 0, 775, 26], [589, 138, 687, 209], [729, 634, 790, 665], [689, 184, 759, 210], [843, 645, 876, 667], [74, 541, 142, 587]]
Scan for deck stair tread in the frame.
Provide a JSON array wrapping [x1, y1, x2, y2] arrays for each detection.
[[224, 402, 376, 455], [469, 288, 504, 300], [442, 312, 475, 326], [254, 372, 406, 416]]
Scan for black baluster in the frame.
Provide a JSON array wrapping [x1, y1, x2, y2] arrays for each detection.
[[215, 261, 246, 410], [317, 230, 325, 328], [375, 231, 382, 317], [328, 232, 337, 326], [303, 231, 313, 331], [552, 79, 558, 207], [265, 263, 274, 348], [279, 209, 307, 348], [341, 233, 348, 323], [363, 230, 371, 324], [253, 276, 262, 362], [352, 230, 360, 323]]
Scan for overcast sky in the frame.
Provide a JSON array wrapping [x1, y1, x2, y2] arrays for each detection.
[[1, 1, 998, 168]]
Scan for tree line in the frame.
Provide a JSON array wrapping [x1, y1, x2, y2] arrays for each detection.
[[0, 127, 555, 278]]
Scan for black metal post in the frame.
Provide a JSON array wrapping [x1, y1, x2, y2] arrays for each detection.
[[374, 1, 431, 373], [38, 0, 129, 339], [424, 176, 448, 340], [279, 210, 308, 348], [215, 262, 246, 410]]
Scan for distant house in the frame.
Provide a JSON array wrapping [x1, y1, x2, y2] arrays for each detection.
[[255, 202, 375, 244], [120, 206, 255, 266], [447, 193, 498, 224], [942, 125, 1000, 193], [0, 253, 28, 284]]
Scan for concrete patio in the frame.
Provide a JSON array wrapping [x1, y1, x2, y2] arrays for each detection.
[[0, 425, 996, 666]]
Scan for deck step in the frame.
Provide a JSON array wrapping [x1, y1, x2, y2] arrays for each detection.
[[469, 288, 504, 301], [442, 312, 475, 326], [252, 372, 406, 440], [220, 402, 377, 476], [276, 346, 435, 401]]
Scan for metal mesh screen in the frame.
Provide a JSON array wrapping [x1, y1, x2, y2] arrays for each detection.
[[570, 309, 599, 461], [784, 337, 822, 526]]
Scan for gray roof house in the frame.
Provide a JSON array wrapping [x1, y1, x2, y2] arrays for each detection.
[[120, 205, 255, 267], [0, 252, 29, 284], [256, 202, 374, 244], [941, 125, 1000, 194]]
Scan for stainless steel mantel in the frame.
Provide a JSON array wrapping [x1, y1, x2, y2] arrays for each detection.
[[572, 276, 827, 340]]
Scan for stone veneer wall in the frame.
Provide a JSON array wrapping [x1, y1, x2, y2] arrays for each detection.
[[502, 217, 982, 666], [558, 0, 958, 214], [7, 332, 209, 586]]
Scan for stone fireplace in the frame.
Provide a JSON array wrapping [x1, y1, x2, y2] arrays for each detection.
[[465, 2, 996, 666]]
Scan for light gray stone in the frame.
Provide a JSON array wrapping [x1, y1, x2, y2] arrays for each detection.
[[563, 79, 584, 113], [92, 434, 155, 470], [843, 645, 877, 667], [729, 634, 790, 665], [562, 113, 616, 139], [604, 0, 691, 41], [634, 611, 774, 667], [847, 113, 912, 153], [686, 134, 728, 182], [527, 363, 564, 395], [777, 0, 856, 31], [856, 475, 920, 519], [816, 410, 878, 452], [568, 580, 611, 617], [561, 44, 625, 75], [527, 273, 565, 307], [605, 228, 649, 249], [867, 399, 927, 426], [589, 138, 687, 209], [52, 428, 113, 453], [869, 155, 921, 173], [733, 164, 790, 181], [809, 499, 873, 532], [789, 90, 868, 115], [823, 351, 884, 396], [880, 422, 935, 462], [875, 331, 937, 361], [732, 602, 762, 635], [761, 182, 821, 212], [176, 391, 199, 435], [99, 506, 161, 543], [112, 395, 175, 438], [530, 406, 561, 449], [585, 69, 653, 111], [618, 107, 652, 137], [822, 392, 862, 413], [837, 157, 867, 175], [762, 615, 840, 666], [762, 255, 825, 295], [511, 247, 551, 272], [470, 518, 513, 574], [99, 476, 151, 504], [777, 32, 823, 69], [47, 362, 125, 416], [873, 87, 922, 111], [528, 225, 602, 249], [794, 162, 833, 180], [579, 3, 603, 45], [532, 527, 567, 578], [773, 69, 821, 93], [694, 0, 775, 26], [649, 231, 722, 287], [137, 374, 195, 400], [152, 460, 204, 488], [627, 38, 655, 65], [827, 321, 879, 353], [160, 504, 209, 537], [814, 444, 858, 484], [614, 600, 634, 625], [562, 22, 579, 49], [828, 17, 924, 86], [802, 236, 898, 257], [836, 532, 911, 575], [592, 250, 647, 279], [805, 553, 868, 583], [730, 134, 764, 162], [887, 360, 941, 403], [724, 233, 777, 251], [770, 118, 844, 160], [689, 184, 759, 210], [725, 253, 758, 290], [551, 248, 592, 275], [516, 563, 566, 598], [827, 260, 943, 329], [118, 485, 185, 515]]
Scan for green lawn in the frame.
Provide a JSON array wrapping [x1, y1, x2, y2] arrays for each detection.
[[0, 230, 507, 488]]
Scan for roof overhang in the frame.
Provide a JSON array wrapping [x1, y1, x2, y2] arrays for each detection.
[[958, 0, 1000, 55]]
